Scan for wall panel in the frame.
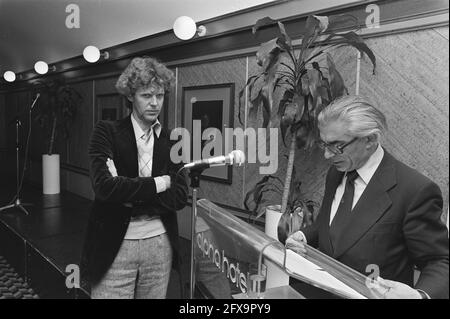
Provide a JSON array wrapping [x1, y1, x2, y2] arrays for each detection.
[[360, 27, 449, 210], [177, 58, 247, 209], [66, 81, 93, 171], [0, 95, 5, 149], [0, 96, 6, 177]]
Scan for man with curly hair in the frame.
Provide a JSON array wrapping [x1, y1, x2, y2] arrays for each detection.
[[81, 56, 188, 299]]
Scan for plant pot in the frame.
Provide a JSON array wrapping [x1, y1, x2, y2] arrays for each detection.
[[264, 204, 289, 289], [42, 154, 60, 194], [264, 205, 282, 239]]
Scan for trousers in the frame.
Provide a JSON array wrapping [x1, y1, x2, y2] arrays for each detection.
[[91, 233, 172, 299]]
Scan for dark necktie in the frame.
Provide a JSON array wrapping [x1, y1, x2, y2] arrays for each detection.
[[329, 170, 359, 247]]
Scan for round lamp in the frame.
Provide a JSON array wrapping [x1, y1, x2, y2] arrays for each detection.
[[34, 61, 49, 74], [3, 71, 16, 82], [173, 16, 197, 40], [83, 45, 101, 63]]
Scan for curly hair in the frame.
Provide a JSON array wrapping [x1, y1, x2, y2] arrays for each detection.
[[115, 56, 175, 97]]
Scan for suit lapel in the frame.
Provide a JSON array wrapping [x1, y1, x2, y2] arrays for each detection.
[[116, 116, 139, 177], [333, 151, 397, 259]]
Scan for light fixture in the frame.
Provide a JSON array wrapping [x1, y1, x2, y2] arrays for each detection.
[[83, 45, 110, 63], [3, 71, 16, 82], [173, 16, 206, 40], [34, 61, 56, 75]]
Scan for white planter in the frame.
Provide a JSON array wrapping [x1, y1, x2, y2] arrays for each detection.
[[42, 154, 60, 194], [264, 205, 282, 239], [264, 205, 289, 289]]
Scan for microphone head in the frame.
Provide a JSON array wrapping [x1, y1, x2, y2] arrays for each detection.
[[230, 150, 245, 166], [31, 93, 41, 110]]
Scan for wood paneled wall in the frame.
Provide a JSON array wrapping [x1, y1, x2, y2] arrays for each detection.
[[176, 59, 247, 209], [0, 95, 6, 177]]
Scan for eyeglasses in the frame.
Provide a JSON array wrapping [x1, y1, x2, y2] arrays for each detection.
[[317, 137, 358, 155]]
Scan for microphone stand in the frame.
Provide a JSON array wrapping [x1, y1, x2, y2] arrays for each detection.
[[0, 94, 38, 215], [185, 153, 245, 298], [188, 166, 204, 299], [0, 119, 33, 215]]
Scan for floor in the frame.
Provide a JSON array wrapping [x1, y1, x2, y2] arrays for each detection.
[[0, 255, 39, 299]]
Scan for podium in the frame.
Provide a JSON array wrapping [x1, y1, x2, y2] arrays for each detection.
[[192, 199, 383, 299]]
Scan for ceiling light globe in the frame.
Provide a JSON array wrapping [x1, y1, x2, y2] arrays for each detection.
[[34, 61, 49, 74], [83, 45, 101, 63], [3, 71, 16, 82], [173, 16, 197, 40]]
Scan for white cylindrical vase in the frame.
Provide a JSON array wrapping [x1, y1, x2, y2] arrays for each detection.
[[264, 205, 290, 289], [42, 154, 60, 194]]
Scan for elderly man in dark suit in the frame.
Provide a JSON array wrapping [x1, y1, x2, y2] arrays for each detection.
[[286, 95, 448, 299], [81, 56, 188, 299]]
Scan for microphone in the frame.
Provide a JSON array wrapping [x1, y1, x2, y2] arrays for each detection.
[[30, 93, 40, 110], [183, 150, 245, 170]]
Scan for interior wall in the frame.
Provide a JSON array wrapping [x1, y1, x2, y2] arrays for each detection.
[[254, 26, 450, 215], [246, 26, 449, 216], [0, 26, 448, 228], [1, 91, 32, 181], [176, 58, 248, 209], [0, 95, 5, 149], [360, 26, 449, 211], [0, 95, 6, 176], [244, 46, 361, 213]]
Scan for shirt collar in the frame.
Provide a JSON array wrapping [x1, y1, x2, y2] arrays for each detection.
[[355, 143, 384, 185], [130, 113, 161, 140]]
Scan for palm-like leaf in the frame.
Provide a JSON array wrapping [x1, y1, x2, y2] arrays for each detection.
[[242, 13, 376, 225], [32, 79, 83, 155]]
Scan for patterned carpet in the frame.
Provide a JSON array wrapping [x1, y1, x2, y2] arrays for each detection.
[[0, 256, 39, 299]]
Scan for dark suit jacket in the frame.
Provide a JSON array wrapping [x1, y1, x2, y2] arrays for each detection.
[[302, 150, 449, 299], [81, 116, 188, 285]]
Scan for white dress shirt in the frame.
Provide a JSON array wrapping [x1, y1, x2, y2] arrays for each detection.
[[329, 144, 384, 225], [297, 144, 385, 242]]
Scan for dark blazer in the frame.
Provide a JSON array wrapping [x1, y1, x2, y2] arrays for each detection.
[[81, 116, 188, 285], [303, 150, 449, 299]]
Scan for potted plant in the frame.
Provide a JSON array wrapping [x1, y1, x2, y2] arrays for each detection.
[[240, 14, 376, 241], [33, 79, 83, 194], [244, 168, 320, 243]]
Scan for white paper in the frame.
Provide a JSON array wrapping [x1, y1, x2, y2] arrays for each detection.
[[285, 250, 367, 299]]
